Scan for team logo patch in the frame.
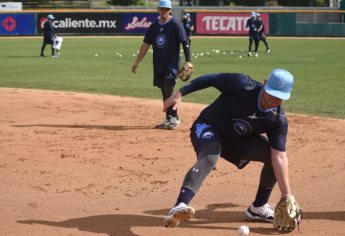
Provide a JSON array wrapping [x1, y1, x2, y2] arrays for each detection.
[[202, 131, 214, 139], [156, 34, 167, 48], [279, 78, 286, 89], [232, 119, 252, 136]]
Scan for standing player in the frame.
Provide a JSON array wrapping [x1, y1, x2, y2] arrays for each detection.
[[132, 0, 191, 130], [256, 13, 270, 53], [40, 14, 58, 58], [182, 13, 194, 46], [162, 69, 301, 229], [245, 12, 262, 57]]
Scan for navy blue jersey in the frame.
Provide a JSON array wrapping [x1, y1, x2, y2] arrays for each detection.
[[182, 18, 193, 37], [144, 17, 188, 75], [180, 73, 288, 151], [246, 17, 261, 37], [258, 18, 265, 34], [43, 20, 56, 40]]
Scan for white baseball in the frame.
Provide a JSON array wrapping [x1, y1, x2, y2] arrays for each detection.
[[95, 53, 98, 57], [238, 225, 250, 235]]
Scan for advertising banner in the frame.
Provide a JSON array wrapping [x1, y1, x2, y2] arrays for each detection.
[[121, 13, 158, 35], [0, 14, 35, 35], [37, 13, 121, 34], [196, 12, 269, 35]]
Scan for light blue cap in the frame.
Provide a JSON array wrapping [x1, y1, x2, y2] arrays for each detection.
[[47, 14, 55, 20], [265, 69, 294, 100], [158, 0, 172, 8], [251, 12, 256, 17]]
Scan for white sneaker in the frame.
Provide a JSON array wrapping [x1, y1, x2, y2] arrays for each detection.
[[266, 49, 270, 53], [248, 52, 252, 57], [164, 202, 195, 227], [245, 203, 274, 223]]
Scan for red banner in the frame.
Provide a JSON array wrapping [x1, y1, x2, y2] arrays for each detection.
[[196, 13, 269, 35]]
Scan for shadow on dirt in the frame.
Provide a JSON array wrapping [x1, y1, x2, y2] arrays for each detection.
[[17, 202, 345, 236], [13, 124, 153, 130]]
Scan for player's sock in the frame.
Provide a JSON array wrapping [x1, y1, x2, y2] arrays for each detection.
[[253, 186, 273, 207], [175, 187, 195, 206]]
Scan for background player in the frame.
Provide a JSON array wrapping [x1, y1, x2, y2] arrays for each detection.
[[182, 13, 194, 46], [131, 0, 191, 130], [40, 14, 58, 58], [162, 69, 300, 228], [245, 12, 262, 57], [256, 13, 270, 53]]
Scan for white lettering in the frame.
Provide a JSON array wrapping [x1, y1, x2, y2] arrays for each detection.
[[202, 16, 250, 32], [125, 16, 152, 30]]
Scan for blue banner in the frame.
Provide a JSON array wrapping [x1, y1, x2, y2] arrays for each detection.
[[121, 13, 158, 35], [0, 14, 35, 35]]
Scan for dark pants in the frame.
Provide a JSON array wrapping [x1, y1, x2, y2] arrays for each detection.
[[182, 121, 276, 195], [40, 37, 55, 56], [249, 36, 259, 53], [155, 71, 178, 119]]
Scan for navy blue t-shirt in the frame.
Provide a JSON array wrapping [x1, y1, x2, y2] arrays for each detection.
[[180, 73, 288, 151], [182, 18, 193, 37], [144, 16, 188, 75], [246, 17, 261, 37]]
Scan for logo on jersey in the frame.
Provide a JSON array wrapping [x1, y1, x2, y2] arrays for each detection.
[[202, 131, 214, 139], [232, 119, 252, 136], [156, 34, 167, 48]]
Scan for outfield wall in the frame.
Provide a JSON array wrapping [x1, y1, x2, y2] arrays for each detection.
[[1, 9, 345, 37]]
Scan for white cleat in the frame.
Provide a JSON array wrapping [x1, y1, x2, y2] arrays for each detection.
[[164, 202, 195, 227], [245, 203, 274, 223]]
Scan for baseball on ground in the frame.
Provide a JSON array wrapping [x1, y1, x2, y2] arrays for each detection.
[[238, 225, 250, 235]]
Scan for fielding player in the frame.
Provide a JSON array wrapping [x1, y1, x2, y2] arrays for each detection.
[[40, 14, 58, 58], [162, 69, 300, 228], [245, 12, 262, 57], [132, 0, 191, 130], [256, 13, 270, 53]]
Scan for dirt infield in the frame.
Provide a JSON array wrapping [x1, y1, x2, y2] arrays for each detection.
[[1, 88, 344, 236]]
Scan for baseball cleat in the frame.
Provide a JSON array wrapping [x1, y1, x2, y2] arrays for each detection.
[[247, 52, 252, 57], [164, 202, 195, 227], [245, 203, 274, 223], [266, 49, 271, 53], [167, 116, 180, 130], [155, 119, 170, 129]]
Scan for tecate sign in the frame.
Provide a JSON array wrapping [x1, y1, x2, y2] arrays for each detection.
[[196, 12, 269, 35]]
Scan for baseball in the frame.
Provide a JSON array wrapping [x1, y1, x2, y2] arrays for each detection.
[[95, 53, 98, 57], [238, 225, 250, 235]]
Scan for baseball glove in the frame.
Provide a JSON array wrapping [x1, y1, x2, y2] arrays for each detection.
[[178, 61, 193, 82], [273, 195, 302, 232]]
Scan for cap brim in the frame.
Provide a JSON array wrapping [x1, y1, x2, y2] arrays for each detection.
[[265, 84, 291, 100]]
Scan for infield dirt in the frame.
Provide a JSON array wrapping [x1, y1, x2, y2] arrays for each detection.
[[0, 88, 344, 236]]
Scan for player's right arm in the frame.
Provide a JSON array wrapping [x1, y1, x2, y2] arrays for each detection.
[[271, 148, 291, 199], [132, 42, 150, 74]]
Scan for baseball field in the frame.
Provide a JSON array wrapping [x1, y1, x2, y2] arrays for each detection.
[[0, 37, 344, 235]]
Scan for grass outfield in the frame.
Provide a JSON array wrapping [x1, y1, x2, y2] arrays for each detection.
[[0, 37, 344, 119]]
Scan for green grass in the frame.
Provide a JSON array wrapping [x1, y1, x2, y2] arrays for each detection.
[[0, 37, 344, 119]]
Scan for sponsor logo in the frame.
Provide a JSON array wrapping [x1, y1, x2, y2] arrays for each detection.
[[201, 16, 249, 32], [125, 16, 152, 30], [2, 16, 16, 32], [39, 18, 117, 29]]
